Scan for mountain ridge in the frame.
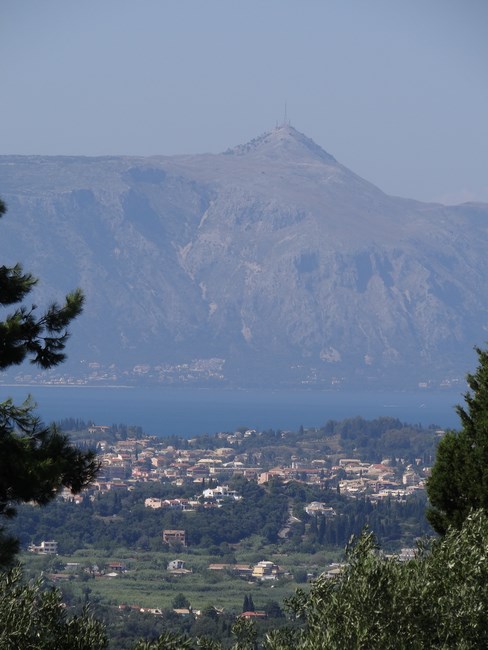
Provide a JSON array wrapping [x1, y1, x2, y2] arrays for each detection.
[[0, 126, 487, 388]]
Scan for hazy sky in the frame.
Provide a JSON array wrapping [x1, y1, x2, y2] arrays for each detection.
[[1, 0, 487, 204]]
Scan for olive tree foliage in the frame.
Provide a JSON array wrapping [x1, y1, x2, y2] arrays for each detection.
[[131, 632, 195, 650], [427, 345, 488, 534], [0, 566, 108, 650], [264, 510, 488, 650], [131, 633, 224, 650], [0, 197, 99, 566], [130, 618, 256, 650]]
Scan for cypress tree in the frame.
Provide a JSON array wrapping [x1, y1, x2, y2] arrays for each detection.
[[427, 346, 488, 534]]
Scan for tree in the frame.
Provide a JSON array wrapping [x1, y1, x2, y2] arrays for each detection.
[[0, 198, 84, 369], [0, 566, 108, 649], [171, 593, 191, 609], [0, 197, 99, 566], [264, 600, 284, 619], [265, 511, 488, 649], [426, 345, 488, 534], [131, 632, 194, 650]]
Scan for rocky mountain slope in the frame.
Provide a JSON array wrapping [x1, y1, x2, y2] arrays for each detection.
[[1, 125, 487, 388]]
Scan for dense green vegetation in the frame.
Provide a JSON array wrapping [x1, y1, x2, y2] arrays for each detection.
[[0, 566, 107, 650], [140, 417, 438, 468], [266, 510, 488, 649], [427, 346, 488, 534], [2, 466, 431, 649], [9, 478, 287, 552], [7, 476, 431, 557], [6, 509, 488, 649]]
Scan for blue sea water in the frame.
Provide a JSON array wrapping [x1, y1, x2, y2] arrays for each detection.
[[0, 385, 463, 437]]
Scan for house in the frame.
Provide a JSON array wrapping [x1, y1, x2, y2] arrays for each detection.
[[28, 540, 58, 555], [145, 497, 164, 509], [167, 559, 186, 571], [252, 560, 281, 580], [366, 464, 395, 480], [339, 458, 362, 467], [240, 611, 267, 619], [304, 502, 336, 517], [402, 469, 422, 486], [173, 608, 193, 617], [201, 485, 241, 500], [234, 564, 253, 577], [207, 563, 253, 577], [186, 465, 210, 479], [325, 563, 344, 579], [146, 497, 195, 510], [87, 425, 111, 434], [162, 529, 186, 546], [208, 563, 232, 571]]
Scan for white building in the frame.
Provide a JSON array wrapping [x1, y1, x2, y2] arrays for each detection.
[[201, 485, 241, 500], [304, 502, 336, 517], [28, 540, 58, 555]]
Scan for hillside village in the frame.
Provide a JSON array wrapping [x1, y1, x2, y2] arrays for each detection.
[[69, 423, 432, 506]]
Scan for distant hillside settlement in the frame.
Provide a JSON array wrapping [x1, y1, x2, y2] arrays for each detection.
[[63, 422, 434, 506]]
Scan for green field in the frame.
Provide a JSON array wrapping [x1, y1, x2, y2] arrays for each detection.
[[21, 542, 341, 613]]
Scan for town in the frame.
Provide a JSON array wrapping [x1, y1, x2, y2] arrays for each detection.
[[82, 422, 432, 502], [21, 416, 439, 564], [15, 415, 437, 647]]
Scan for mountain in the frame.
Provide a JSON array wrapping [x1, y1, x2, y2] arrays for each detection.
[[1, 124, 487, 389]]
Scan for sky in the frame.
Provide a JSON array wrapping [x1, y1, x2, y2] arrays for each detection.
[[1, 0, 487, 204]]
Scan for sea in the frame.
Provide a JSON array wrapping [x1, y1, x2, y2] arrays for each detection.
[[0, 385, 463, 437]]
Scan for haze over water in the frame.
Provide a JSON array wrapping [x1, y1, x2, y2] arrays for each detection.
[[2, 386, 462, 437]]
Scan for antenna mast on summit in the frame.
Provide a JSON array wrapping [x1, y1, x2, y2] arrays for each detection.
[[284, 101, 288, 126]]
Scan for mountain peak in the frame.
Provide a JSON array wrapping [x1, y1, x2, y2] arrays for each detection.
[[225, 124, 337, 164]]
